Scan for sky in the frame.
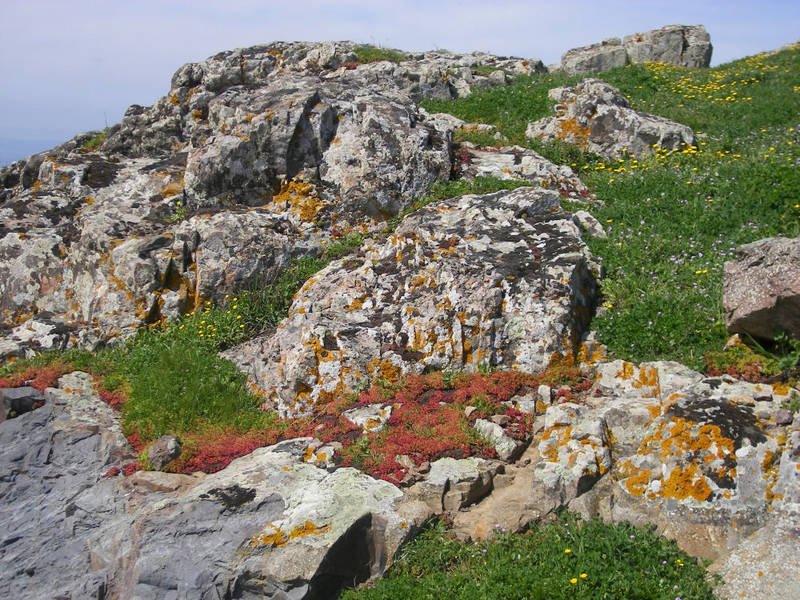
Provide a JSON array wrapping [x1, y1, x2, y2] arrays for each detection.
[[1, 0, 798, 163]]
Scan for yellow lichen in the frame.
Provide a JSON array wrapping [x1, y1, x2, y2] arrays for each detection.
[[271, 177, 328, 222]]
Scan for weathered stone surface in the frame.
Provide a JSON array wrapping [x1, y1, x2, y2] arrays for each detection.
[[526, 79, 695, 159], [147, 434, 183, 470], [224, 187, 598, 417], [560, 38, 629, 75], [474, 418, 523, 461], [623, 25, 712, 69], [454, 140, 594, 203], [0, 372, 135, 600], [0, 371, 430, 600], [342, 403, 393, 432], [535, 402, 611, 503], [0, 386, 45, 423], [723, 236, 800, 340], [407, 456, 500, 512], [710, 512, 800, 600], [559, 25, 712, 74]]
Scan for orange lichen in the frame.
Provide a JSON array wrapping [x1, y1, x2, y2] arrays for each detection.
[[271, 177, 328, 222], [368, 358, 403, 385], [623, 465, 652, 496], [631, 365, 660, 397], [616, 361, 635, 380], [661, 464, 713, 501], [556, 117, 591, 150]]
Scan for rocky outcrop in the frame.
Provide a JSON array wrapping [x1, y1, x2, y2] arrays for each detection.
[[526, 79, 695, 159], [558, 25, 712, 74], [0, 42, 554, 354], [447, 359, 800, 599], [723, 236, 800, 341], [623, 24, 713, 69], [223, 187, 599, 417], [3, 357, 799, 599], [0, 372, 431, 600]]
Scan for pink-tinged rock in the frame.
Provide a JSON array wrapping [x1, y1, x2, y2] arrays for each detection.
[[723, 236, 800, 341]]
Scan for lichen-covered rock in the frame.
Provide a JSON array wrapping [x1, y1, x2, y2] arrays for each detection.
[[223, 187, 598, 417], [535, 402, 611, 503], [566, 360, 798, 561], [560, 38, 629, 75], [454, 141, 594, 203], [723, 236, 800, 341], [526, 79, 695, 159], [559, 25, 712, 74], [623, 25, 712, 69]]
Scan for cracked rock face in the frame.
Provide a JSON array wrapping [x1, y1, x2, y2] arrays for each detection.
[[722, 236, 800, 341], [526, 79, 695, 159], [223, 187, 598, 418]]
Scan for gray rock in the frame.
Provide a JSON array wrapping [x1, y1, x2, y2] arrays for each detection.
[[723, 236, 800, 340], [223, 187, 598, 417], [526, 79, 695, 159], [573, 210, 607, 239], [474, 418, 522, 461], [455, 141, 593, 203], [710, 513, 800, 600], [0, 370, 428, 600], [0, 386, 45, 423], [147, 434, 183, 470], [560, 38, 628, 75], [408, 456, 499, 512], [623, 25, 712, 69], [559, 25, 712, 74]]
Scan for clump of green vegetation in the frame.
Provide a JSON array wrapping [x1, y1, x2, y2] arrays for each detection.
[[353, 44, 407, 64], [323, 232, 364, 259], [83, 129, 108, 151], [340, 512, 718, 599]]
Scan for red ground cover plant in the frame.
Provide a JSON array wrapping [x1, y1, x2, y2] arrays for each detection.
[[0, 363, 73, 392], [138, 364, 592, 483]]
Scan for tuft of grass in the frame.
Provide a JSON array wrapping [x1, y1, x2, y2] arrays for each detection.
[[323, 232, 364, 260], [339, 512, 719, 599], [83, 129, 108, 151], [353, 44, 407, 64]]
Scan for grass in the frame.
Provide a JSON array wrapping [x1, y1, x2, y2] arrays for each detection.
[[353, 44, 407, 64], [340, 512, 718, 600]]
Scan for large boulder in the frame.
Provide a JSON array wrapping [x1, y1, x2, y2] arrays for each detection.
[[623, 24, 712, 69], [526, 79, 695, 159], [223, 186, 599, 417], [560, 38, 629, 75], [0, 371, 430, 600], [723, 236, 800, 341], [558, 24, 712, 74]]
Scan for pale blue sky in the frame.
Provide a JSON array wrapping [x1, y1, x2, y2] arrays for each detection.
[[1, 0, 798, 159]]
